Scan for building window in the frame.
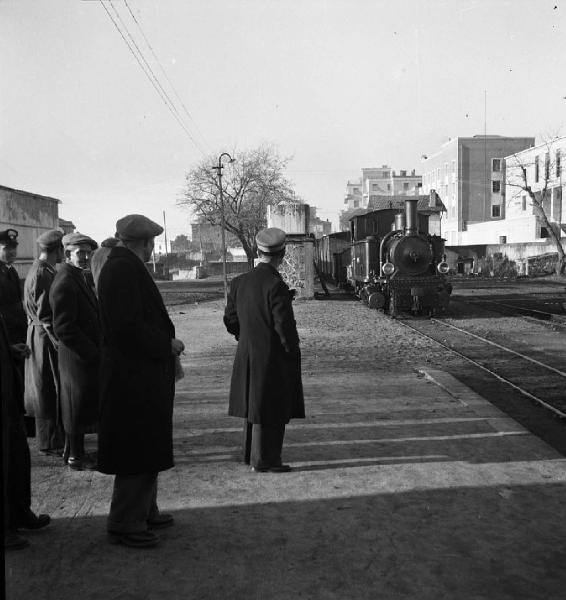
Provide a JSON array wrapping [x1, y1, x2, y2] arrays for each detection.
[[451, 159, 456, 173], [492, 205, 501, 218], [545, 152, 550, 180], [387, 183, 391, 191], [535, 156, 539, 182], [372, 184, 378, 191], [522, 195, 527, 211], [492, 158, 501, 172], [353, 200, 359, 208], [557, 150, 561, 178], [403, 182, 409, 190], [492, 180, 501, 193]]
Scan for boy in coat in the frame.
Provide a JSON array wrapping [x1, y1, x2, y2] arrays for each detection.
[[97, 214, 184, 549], [50, 232, 100, 470], [224, 227, 304, 472]]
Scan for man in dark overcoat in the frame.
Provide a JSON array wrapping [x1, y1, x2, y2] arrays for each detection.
[[97, 214, 185, 549], [24, 229, 65, 456], [2, 313, 51, 551], [50, 232, 100, 470], [224, 227, 304, 473]]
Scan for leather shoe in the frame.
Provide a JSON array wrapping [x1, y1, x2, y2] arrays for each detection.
[[251, 464, 292, 473], [39, 448, 64, 457], [147, 513, 174, 530], [107, 530, 160, 548], [17, 512, 51, 530], [68, 456, 98, 471], [5, 531, 30, 550]]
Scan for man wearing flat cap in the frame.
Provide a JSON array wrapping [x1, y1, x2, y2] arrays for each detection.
[[0, 229, 27, 347], [224, 227, 304, 473], [97, 214, 185, 548], [50, 232, 100, 471], [23, 230, 65, 456]]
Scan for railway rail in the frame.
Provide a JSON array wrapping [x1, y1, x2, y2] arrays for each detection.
[[396, 315, 566, 419]]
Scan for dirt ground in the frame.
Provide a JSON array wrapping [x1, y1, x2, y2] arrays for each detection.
[[5, 289, 566, 600]]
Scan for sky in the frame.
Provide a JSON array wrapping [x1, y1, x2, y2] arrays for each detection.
[[1, 0, 566, 249]]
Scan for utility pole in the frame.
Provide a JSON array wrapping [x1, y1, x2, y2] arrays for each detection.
[[163, 210, 169, 280], [212, 152, 235, 304]]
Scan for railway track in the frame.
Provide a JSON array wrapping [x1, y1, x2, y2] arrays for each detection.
[[456, 296, 566, 325], [397, 315, 566, 419]]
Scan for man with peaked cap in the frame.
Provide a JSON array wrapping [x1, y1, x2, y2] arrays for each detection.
[[223, 227, 304, 473], [97, 214, 185, 549], [2, 311, 51, 551], [50, 232, 100, 471], [0, 229, 27, 346], [23, 229, 65, 456]]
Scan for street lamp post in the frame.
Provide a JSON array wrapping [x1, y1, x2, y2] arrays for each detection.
[[212, 152, 235, 305]]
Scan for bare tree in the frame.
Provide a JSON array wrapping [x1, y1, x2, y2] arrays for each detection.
[[179, 145, 298, 267], [505, 137, 565, 276]]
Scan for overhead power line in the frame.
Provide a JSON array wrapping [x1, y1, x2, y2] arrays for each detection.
[[98, 0, 208, 155], [123, 0, 211, 153]]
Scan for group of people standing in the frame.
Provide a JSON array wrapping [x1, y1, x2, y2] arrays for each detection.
[[1, 219, 305, 551], [1, 215, 184, 549]]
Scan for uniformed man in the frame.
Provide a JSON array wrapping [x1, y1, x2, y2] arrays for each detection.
[[0, 228, 33, 437], [0, 229, 27, 346], [224, 227, 305, 472], [97, 214, 184, 549], [50, 232, 100, 470], [2, 313, 51, 551], [23, 229, 65, 456]]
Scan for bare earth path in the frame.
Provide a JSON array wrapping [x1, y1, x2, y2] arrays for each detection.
[[5, 296, 566, 600]]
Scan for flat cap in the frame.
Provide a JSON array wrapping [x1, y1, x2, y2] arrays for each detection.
[[37, 229, 64, 249], [62, 232, 98, 250], [116, 214, 163, 241], [256, 227, 286, 254], [0, 229, 19, 246]]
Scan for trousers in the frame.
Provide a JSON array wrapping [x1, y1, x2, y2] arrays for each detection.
[[3, 416, 32, 529], [107, 472, 159, 533], [243, 421, 286, 468]]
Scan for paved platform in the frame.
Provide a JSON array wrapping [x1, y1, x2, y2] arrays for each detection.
[[5, 299, 566, 600]]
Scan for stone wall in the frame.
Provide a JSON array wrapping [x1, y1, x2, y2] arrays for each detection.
[[267, 202, 315, 299]]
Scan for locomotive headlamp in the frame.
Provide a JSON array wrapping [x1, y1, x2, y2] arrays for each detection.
[[382, 262, 395, 276], [437, 262, 449, 274]]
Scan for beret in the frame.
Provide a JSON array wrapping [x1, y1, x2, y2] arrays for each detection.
[[0, 229, 19, 246], [116, 214, 163, 241], [256, 227, 286, 254], [62, 232, 98, 250], [37, 229, 64, 249]]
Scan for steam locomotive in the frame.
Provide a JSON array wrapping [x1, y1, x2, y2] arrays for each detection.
[[317, 199, 451, 316]]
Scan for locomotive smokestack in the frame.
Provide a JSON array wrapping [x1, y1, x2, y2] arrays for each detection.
[[404, 199, 418, 236]]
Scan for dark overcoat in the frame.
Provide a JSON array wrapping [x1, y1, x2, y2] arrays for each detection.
[[49, 262, 100, 434], [97, 246, 176, 476], [223, 262, 305, 424], [0, 262, 27, 344], [23, 260, 59, 420]]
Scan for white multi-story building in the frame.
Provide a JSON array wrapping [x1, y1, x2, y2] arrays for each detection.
[[420, 135, 535, 246], [344, 166, 422, 210], [502, 136, 565, 243]]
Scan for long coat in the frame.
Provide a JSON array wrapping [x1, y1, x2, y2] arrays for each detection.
[[97, 246, 176, 476], [223, 262, 305, 424], [23, 260, 59, 420], [49, 262, 100, 434], [0, 261, 27, 344]]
